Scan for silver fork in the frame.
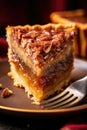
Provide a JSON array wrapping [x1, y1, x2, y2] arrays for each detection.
[[41, 76, 87, 109]]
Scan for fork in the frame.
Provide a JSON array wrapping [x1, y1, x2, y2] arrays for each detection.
[[41, 76, 87, 109]]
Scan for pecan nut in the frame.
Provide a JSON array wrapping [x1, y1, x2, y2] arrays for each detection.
[[1, 88, 13, 98]]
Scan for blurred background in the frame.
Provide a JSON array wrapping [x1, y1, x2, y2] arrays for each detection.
[[0, 0, 86, 26], [0, 0, 87, 58]]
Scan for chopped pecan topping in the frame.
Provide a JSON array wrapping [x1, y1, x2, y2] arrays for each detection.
[[1, 87, 13, 98], [10, 24, 76, 67]]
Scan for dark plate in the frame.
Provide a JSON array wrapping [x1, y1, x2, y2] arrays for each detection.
[[0, 58, 87, 117]]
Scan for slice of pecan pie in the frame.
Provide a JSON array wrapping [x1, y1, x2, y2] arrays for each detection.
[[6, 23, 76, 104]]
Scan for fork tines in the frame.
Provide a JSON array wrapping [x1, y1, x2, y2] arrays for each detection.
[[41, 90, 79, 109]]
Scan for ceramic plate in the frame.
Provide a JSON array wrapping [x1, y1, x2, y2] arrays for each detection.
[[0, 58, 87, 117]]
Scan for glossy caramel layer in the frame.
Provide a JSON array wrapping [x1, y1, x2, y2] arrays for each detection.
[[9, 49, 73, 89]]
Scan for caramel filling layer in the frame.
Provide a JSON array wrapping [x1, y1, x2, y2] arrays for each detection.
[[10, 49, 73, 90]]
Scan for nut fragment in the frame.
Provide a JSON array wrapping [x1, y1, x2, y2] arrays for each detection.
[[43, 43, 52, 53], [1, 87, 13, 98]]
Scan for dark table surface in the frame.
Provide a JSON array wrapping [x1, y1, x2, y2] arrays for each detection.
[[0, 110, 87, 130]]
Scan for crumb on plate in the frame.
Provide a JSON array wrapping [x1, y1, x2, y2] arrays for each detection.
[[1, 87, 13, 98]]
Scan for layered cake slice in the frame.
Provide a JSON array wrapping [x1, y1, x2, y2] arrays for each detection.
[[50, 9, 87, 58], [6, 23, 76, 104]]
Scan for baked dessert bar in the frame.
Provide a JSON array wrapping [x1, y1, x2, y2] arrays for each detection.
[[6, 23, 76, 104], [50, 9, 87, 58]]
